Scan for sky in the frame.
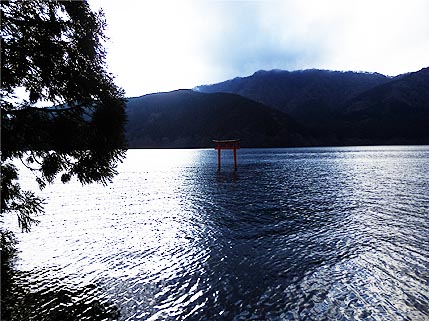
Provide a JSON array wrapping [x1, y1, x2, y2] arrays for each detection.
[[89, 0, 429, 97]]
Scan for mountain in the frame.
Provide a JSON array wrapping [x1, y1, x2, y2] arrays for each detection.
[[125, 90, 308, 148], [337, 67, 429, 144], [125, 68, 429, 148], [195, 69, 391, 125], [194, 67, 429, 145]]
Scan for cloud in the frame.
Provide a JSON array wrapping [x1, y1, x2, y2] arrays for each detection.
[[287, 0, 429, 75], [90, 0, 429, 96], [189, 1, 328, 80]]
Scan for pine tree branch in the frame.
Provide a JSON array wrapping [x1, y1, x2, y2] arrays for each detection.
[[1, 104, 89, 115]]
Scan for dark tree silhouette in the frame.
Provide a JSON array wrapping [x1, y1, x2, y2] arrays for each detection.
[[1, 0, 127, 231]]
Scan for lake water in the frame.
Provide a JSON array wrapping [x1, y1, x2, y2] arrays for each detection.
[[4, 146, 429, 320]]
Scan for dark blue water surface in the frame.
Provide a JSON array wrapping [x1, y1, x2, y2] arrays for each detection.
[[5, 146, 429, 320]]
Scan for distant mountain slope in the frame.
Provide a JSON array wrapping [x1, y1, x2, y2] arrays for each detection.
[[337, 67, 429, 143], [195, 69, 391, 124], [125, 68, 428, 148], [126, 90, 308, 148]]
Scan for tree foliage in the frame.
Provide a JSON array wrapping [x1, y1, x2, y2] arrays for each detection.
[[1, 0, 127, 231]]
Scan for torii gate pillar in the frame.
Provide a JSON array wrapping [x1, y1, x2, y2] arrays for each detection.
[[213, 139, 240, 171]]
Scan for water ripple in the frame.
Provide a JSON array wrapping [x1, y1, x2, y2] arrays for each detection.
[[4, 146, 429, 320]]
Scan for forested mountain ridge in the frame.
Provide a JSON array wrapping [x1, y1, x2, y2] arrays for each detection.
[[337, 67, 429, 144], [195, 69, 392, 124], [343, 67, 429, 115], [126, 90, 309, 148], [125, 68, 429, 148]]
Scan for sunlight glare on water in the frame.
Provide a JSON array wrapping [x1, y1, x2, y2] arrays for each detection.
[[4, 146, 429, 320]]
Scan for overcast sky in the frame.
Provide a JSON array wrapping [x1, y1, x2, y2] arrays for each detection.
[[89, 0, 429, 97]]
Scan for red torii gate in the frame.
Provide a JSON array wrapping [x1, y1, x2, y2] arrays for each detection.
[[213, 139, 240, 171]]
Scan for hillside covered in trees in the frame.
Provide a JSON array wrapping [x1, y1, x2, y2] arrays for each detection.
[[124, 67, 429, 148], [126, 90, 307, 148]]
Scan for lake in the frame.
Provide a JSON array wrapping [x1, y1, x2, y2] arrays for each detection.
[[4, 146, 429, 320]]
